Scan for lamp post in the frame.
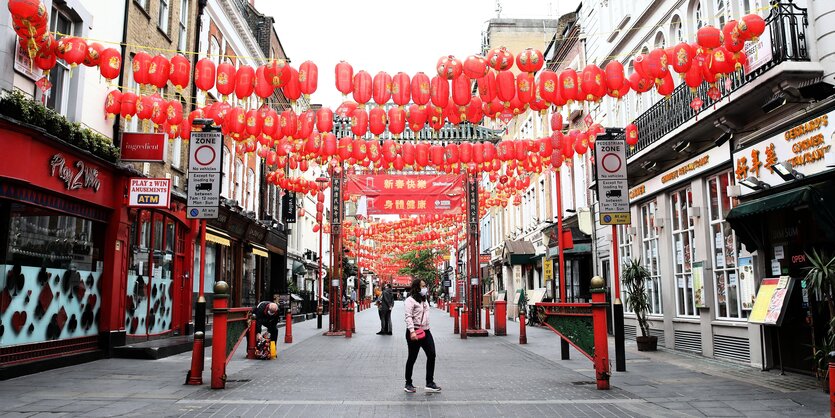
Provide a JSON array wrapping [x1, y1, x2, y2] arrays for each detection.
[[315, 176, 329, 330]]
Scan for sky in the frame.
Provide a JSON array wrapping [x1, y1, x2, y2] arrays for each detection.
[[259, 0, 580, 108]]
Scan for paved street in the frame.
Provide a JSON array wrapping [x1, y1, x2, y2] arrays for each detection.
[[0, 302, 829, 417]]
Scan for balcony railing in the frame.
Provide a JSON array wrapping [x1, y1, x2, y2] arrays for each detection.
[[621, 0, 810, 158]]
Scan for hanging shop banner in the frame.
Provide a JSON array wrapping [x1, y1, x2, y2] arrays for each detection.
[[733, 111, 835, 196], [120, 133, 167, 162], [331, 172, 343, 234], [543, 258, 553, 282], [467, 176, 478, 233], [343, 174, 464, 215], [629, 141, 730, 201], [282, 192, 297, 224], [128, 178, 171, 208]]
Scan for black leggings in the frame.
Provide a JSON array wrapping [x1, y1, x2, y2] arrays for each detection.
[[405, 329, 435, 386]]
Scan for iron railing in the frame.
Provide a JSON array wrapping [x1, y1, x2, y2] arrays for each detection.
[[621, 0, 810, 158]]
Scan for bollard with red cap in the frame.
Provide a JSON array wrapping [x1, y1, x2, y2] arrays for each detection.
[[453, 304, 460, 334], [247, 317, 256, 358], [519, 311, 527, 344], [210, 281, 229, 389], [460, 306, 468, 340], [494, 300, 507, 336], [484, 305, 491, 330], [284, 312, 293, 343]]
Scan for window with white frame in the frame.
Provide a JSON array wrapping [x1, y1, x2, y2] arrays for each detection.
[[694, 1, 706, 29], [234, 159, 243, 204], [670, 187, 696, 317], [714, 0, 728, 27], [47, 9, 73, 115], [177, 0, 189, 52], [640, 201, 663, 314], [247, 168, 255, 212], [158, 0, 170, 33], [708, 172, 746, 319], [671, 16, 684, 44], [221, 146, 230, 197], [527, 189, 536, 224], [171, 135, 181, 168], [618, 223, 634, 310], [539, 178, 546, 222]]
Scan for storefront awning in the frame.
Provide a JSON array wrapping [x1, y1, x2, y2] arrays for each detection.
[[503, 240, 536, 265], [251, 245, 269, 258], [727, 185, 835, 251], [206, 233, 230, 247]]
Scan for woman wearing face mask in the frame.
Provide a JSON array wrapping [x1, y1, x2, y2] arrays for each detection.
[[403, 278, 441, 393]]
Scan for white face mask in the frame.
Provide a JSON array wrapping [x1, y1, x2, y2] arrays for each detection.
[[420, 288, 429, 296]]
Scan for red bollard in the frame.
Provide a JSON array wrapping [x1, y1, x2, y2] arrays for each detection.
[[519, 312, 527, 344], [186, 331, 205, 385], [484, 306, 491, 330], [449, 301, 456, 317], [829, 353, 835, 417], [460, 307, 468, 340], [344, 308, 352, 338], [211, 282, 229, 389], [494, 300, 507, 336], [590, 277, 610, 390], [247, 317, 257, 358], [284, 312, 293, 343], [453, 305, 459, 334]]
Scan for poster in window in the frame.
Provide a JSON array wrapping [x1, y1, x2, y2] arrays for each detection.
[[14, 37, 43, 80], [716, 253, 725, 268], [739, 257, 756, 310], [693, 262, 705, 308]]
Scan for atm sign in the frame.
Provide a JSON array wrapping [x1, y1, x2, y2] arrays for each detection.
[[128, 178, 171, 208]]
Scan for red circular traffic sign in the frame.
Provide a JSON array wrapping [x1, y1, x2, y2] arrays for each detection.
[[601, 153, 622, 174], [194, 145, 216, 166]]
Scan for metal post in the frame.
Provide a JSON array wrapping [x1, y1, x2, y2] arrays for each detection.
[[210, 281, 229, 389], [185, 331, 204, 385], [317, 216, 324, 329], [195, 220, 207, 333], [284, 312, 293, 343], [591, 276, 611, 390], [612, 225, 626, 372], [556, 169, 566, 303]]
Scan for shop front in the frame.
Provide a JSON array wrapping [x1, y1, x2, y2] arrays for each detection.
[[727, 107, 835, 373], [0, 121, 128, 374], [624, 140, 759, 364]]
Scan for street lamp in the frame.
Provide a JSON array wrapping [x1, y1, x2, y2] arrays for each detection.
[[315, 176, 329, 329]]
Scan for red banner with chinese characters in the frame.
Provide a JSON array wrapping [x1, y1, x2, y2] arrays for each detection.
[[344, 174, 465, 215]]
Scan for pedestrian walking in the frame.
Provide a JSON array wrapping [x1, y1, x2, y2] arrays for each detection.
[[377, 284, 394, 335], [252, 301, 279, 342], [403, 278, 441, 393]]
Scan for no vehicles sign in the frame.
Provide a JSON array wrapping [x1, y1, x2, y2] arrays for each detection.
[[187, 131, 222, 219], [594, 139, 630, 225]]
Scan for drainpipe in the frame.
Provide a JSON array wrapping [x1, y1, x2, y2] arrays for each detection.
[[190, 0, 208, 115], [111, 0, 131, 146]]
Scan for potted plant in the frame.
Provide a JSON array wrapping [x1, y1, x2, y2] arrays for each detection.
[[622, 257, 657, 351], [804, 250, 835, 388]]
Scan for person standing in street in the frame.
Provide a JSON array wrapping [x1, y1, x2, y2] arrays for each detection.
[[403, 278, 441, 393], [252, 301, 279, 343], [377, 284, 394, 335]]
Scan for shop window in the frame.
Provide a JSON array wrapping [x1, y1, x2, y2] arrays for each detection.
[[126, 211, 175, 336], [708, 172, 747, 319], [670, 187, 697, 317], [1, 202, 104, 346], [46, 10, 73, 115], [640, 201, 663, 315], [192, 241, 217, 293], [618, 224, 634, 311]]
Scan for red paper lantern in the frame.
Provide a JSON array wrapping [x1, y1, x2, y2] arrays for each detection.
[[430, 76, 449, 109], [723, 21, 744, 53], [149, 54, 171, 90], [514, 72, 534, 104], [382, 139, 397, 163], [216, 62, 237, 97], [628, 72, 654, 93], [604, 60, 625, 91], [120, 92, 137, 119], [322, 132, 338, 156], [299, 60, 318, 98], [150, 96, 167, 126], [261, 107, 279, 137], [496, 70, 515, 104], [372, 71, 392, 106], [436, 55, 463, 80], [170, 54, 191, 91], [387, 106, 406, 136], [625, 123, 639, 148], [369, 106, 386, 136], [8, 0, 44, 21], [516, 48, 544, 73], [336, 101, 358, 118], [254, 65, 273, 99], [656, 72, 675, 96], [226, 106, 247, 136], [297, 110, 315, 139], [55, 36, 87, 67], [391, 72, 411, 106], [415, 143, 430, 167], [407, 104, 427, 128], [537, 70, 558, 104], [581, 64, 607, 101], [280, 109, 297, 138], [335, 61, 353, 95], [462, 55, 489, 79], [166, 100, 184, 125], [283, 66, 302, 102], [645, 48, 669, 80], [697, 26, 723, 50], [82, 42, 103, 67], [559, 69, 579, 102], [466, 96, 483, 124], [367, 140, 381, 163], [410, 72, 431, 106], [132, 51, 153, 85], [104, 90, 121, 117], [709, 47, 734, 75], [738, 14, 766, 41], [352, 70, 372, 105], [451, 74, 471, 106], [684, 61, 704, 91], [135, 95, 153, 120], [633, 54, 651, 80], [550, 112, 563, 132], [353, 139, 368, 161], [430, 144, 445, 166], [235, 65, 255, 100], [34, 52, 56, 71], [99, 48, 121, 80], [316, 107, 334, 133], [486, 47, 513, 71], [669, 42, 695, 74], [195, 58, 215, 92]]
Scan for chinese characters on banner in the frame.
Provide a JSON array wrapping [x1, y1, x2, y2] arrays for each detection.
[[343, 174, 465, 215], [467, 176, 479, 235], [331, 173, 343, 234]]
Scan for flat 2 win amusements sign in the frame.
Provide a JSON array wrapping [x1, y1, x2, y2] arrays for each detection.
[[128, 178, 171, 208]]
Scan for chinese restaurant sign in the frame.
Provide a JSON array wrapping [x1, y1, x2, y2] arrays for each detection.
[[733, 112, 835, 196], [629, 141, 730, 201], [344, 174, 464, 215]]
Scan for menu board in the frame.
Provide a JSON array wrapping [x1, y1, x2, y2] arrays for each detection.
[[749, 276, 793, 325]]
